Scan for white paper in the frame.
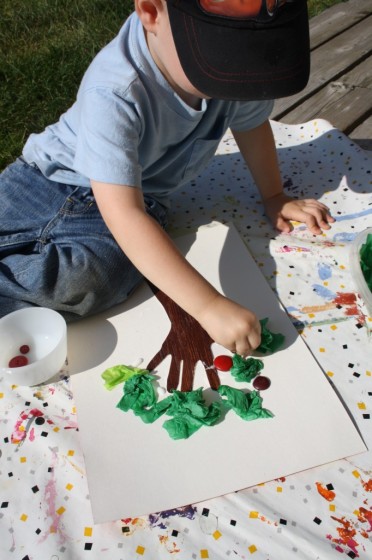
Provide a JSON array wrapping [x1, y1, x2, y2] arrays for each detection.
[[69, 223, 366, 524]]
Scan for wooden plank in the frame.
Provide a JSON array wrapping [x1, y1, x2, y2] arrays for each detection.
[[272, 16, 372, 120], [309, 0, 372, 49], [272, 57, 372, 131], [349, 116, 372, 150]]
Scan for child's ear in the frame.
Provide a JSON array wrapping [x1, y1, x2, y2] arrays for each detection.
[[135, 0, 165, 33]]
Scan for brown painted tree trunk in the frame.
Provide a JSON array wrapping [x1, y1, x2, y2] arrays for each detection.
[[146, 284, 220, 392]]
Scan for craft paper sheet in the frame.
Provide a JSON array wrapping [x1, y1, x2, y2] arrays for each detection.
[[70, 222, 366, 524]]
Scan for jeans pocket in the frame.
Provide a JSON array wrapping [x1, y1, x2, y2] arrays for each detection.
[[60, 187, 96, 216]]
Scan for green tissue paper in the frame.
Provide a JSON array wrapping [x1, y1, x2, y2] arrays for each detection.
[[101, 364, 148, 390], [360, 233, 372, 291], [230, 354, 264, 382], [257, 318, 285, 354], [218, 385, 274, 421]]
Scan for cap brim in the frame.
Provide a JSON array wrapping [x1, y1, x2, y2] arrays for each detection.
[[167, 0, 310, 101]]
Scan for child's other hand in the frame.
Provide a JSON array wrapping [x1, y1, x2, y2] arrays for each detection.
[[196, 294, 261, 357], [263, 192, 335, 235]]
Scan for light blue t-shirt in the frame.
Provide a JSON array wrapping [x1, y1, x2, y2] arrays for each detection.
[[23, 13, 273, 206]]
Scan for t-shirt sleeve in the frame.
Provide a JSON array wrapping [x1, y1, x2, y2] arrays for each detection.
[[73, 87, 143, 187], [229, 99, 274, 132]]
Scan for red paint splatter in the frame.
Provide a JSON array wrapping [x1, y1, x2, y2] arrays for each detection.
[[38, 450, 68, 545], [30, 408, 44, 417], [316, 482, 336, 502], [11, 408, 45, 444], [159, 535, 181, 554], [358, 507, 372, 533], [277, 245, 311, 254], [330, 516, 360, 556], [332, 292, 365, 324], [333, 292, 357, 305], [361, 479, 372, 492]]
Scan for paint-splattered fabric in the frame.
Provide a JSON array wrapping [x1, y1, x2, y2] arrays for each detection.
[[1, 120, 372, 560]]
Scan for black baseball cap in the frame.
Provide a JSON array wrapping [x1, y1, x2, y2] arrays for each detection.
[[166, 0, 310, 100]]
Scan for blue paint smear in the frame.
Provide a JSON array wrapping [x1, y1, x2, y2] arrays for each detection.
[[149, 505, 197, 528], [296, 208, 372, 232], [317, 262, 332, 280], [312, 284, 336, 300], [334, 208, 372, 222], [333, 232, 357, 243], [287, 306, 299, 313]]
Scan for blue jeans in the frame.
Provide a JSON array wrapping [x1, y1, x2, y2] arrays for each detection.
[[0, 158, 168, 321]]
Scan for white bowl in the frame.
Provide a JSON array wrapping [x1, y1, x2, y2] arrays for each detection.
[[0, 307, 67, 386], [349, 228, 372, 317]]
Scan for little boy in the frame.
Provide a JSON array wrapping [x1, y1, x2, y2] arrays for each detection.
[[0, 0, 334, 357]]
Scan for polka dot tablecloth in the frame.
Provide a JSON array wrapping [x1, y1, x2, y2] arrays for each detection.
[[1, 120, 372, 560]]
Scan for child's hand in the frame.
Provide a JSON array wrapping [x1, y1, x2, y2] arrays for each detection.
[[196, 294, 261, 357], [263, 192, 335, 235]]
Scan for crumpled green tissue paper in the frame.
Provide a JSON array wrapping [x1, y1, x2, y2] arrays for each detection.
[[162, 388, 222, 440], [117, 373, 158, 413], [230, 354, 264, 382], [360, 233, 372, 291], [101, 364, 148, 390], [218, 385, 274, 420], [257, 318, 285, 354], [116, 375, 222, 438]]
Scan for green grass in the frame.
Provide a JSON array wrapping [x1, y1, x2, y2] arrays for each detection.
[[0, 0, 346, 170]]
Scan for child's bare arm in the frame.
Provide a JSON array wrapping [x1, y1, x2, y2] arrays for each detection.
[[91, 180, 261, 356], [232, 121, 335, 235]]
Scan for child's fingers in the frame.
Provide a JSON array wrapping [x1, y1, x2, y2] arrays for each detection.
[[275, 215, 292, 233], [235, 330, 261, 358], [303, 200, 336, 223]]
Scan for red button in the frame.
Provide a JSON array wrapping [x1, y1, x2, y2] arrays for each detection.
[[8, 355, 29, 368], [19, 345, 30, 354], [253, 376, 271, 391], [213, 355, 233, 371]]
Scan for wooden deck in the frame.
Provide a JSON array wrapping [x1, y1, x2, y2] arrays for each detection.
[[271, 0, 372, 150]]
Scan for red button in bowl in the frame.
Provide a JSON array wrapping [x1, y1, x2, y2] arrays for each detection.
[[8, 355, 29, 368]]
